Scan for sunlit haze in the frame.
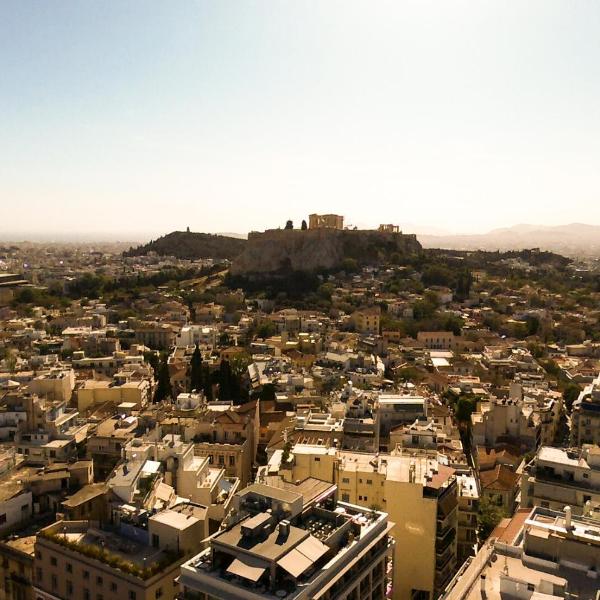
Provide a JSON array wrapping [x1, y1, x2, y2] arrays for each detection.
[[2, 1, 600, 240]]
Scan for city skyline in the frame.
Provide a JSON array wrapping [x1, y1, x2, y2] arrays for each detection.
[[2, 1, 600, 238]]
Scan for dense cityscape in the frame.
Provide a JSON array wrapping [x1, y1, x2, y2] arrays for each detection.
[[1, 214, 600, 599]]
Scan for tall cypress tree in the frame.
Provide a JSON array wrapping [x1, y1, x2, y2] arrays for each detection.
[[189, 344, 202, 392], [219, 358, 233, 401], [202, 363, 213, 401], [154, 352, 172, 403]]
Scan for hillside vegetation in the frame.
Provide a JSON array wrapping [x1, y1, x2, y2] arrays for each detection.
[[124, 231, 246, 260]]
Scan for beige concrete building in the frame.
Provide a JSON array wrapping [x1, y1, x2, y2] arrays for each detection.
[[0, 532, 35, 600], [441, 506, 600, 600], [352, 306, 381, 334], [279, 445, 458, 599], [27, 368, 75, 403], [521, 445, 600, 516], [179, 482, 393, 600], [571, 371, 600, 446], [417, 331, 456, 350], [471, 397, 540, 453], [77, 378, 151, 412], [33, 520, 186, 600]]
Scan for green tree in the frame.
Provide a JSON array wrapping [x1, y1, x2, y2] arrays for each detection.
[[563, 383, 581, 412], [144, 351, 159, 378], [478, 496, 504, 541], [285, 220, 294, 229], [202, 363, 213, 401], [218, 359, 234, 401], [455, 396, 476, 424], [154, 352, 172, 403], [301, 220, 308, 230], [189, 344, 203, 392], [259, 383, 276, 402]]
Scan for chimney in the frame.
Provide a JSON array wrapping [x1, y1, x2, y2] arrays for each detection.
[[564, 506, 572, 529], [279, 520, 290, 538]]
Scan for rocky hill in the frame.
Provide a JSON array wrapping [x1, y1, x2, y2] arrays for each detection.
[[231, 228, 422, 275], [124, 231, 247, 260]]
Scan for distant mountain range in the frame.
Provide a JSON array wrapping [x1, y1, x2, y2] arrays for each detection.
[[418, 223, 600, 257]]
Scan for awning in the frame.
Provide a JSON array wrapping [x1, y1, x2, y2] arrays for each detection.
[[295, 536, 329, 562], [277, 535, 329, 578], [226, 557, 266, 582], [278, 549, 313, 578]]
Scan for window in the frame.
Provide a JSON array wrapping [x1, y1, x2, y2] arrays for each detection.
[[0, 514, 6, 525], [83, 570, 90, 580], [51, 574, 57, 590], [155, 588, 163, 599], [229, 455, 235, 467], [66, 562, 72, 573], [342, 478, 350, 484], [218, 455, 224, 465], [110, 583, 118, 593], [366, 479, 373, 485], [84, 589, 90, 600], [208, 455, 213, 464], [36, 568, 42, 582], [314, 457, 320, 462], [152, 534, 160, 548], [36, 550, 42, 559], [96, 576, 103, 586], [341, 493, 350, 502], [50, 556, 57, 566], [129, 591, 137, 600], [21, 504, 29, 512], [359, 479, 363, 484], [67, 581, 73, 596]]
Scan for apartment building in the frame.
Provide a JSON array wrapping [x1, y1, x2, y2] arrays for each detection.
[[521, 445, 600, 515], [471, 397, 540, 453], [33, 519, 186, 600], [377, 393, 427, 444], [133, 323, 177, 350], [571, 371, 600, 446], [280, 446, 458, 599], [352, 307, 381, 335], [441, 506, 600, 600], [417, 332, 456, 350], [0, 530, 35, 600], [115, 434, 239, 530], [87, 414, 141, 480], [456, 472, 479, 564], [178, 482, 393, 600], [77, 378, 151, 412], [180, 400, 259, 487]]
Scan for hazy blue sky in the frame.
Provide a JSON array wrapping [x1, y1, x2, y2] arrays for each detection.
[[1, 1, 600, 240]]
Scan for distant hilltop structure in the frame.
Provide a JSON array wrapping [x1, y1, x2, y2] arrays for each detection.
[[378, 224, 400, 233], [231, 214, 421, 275], [309, 213, 344, 230]]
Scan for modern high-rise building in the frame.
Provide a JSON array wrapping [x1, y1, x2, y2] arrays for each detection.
[[178, 482, 394, 600]]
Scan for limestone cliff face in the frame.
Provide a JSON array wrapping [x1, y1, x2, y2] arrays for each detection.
[[231, 229, 421, 275]]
